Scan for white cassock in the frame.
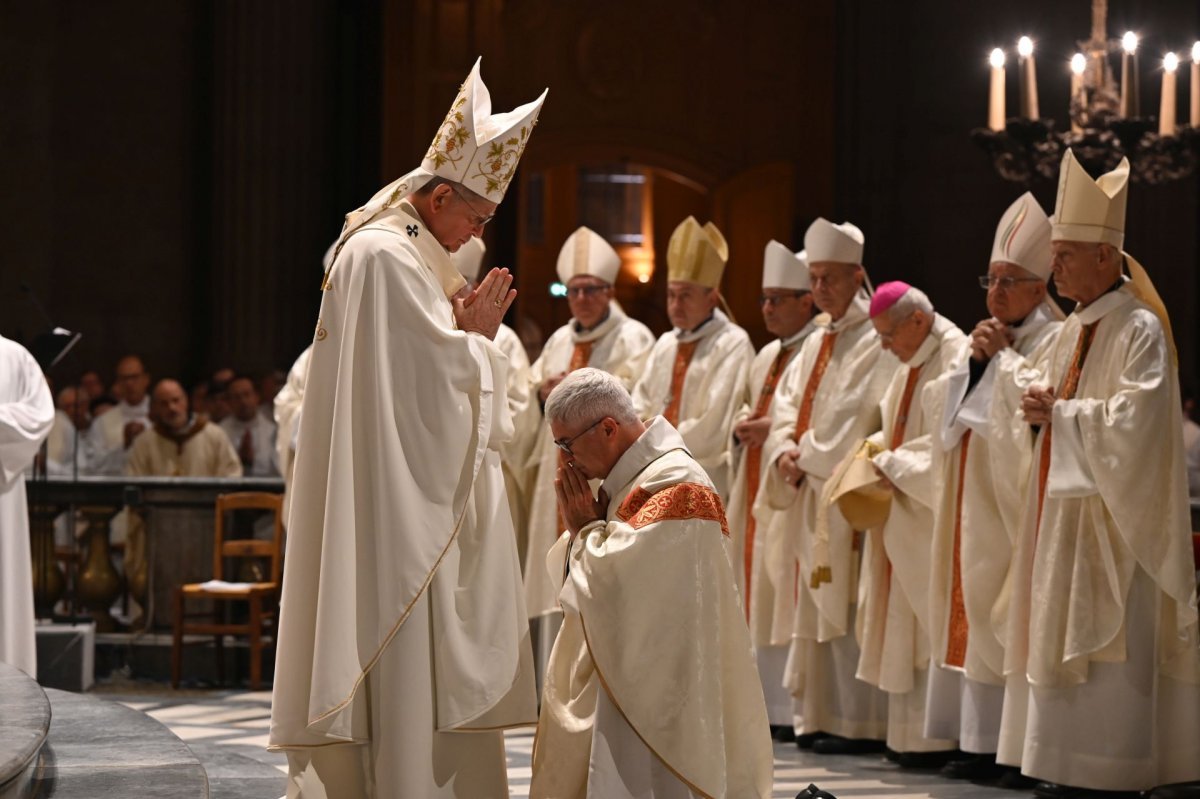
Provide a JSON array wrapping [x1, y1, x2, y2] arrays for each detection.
[[856, 314, 968, 753], [519, 305, 654, 690], [756, 291, 891, 739], [219, 412, 280, 477], [993, 280, 1200, 791], [273, 345, 311, 528], [268, 201, 537, 799], [726, 322, 814, 725], [94, 397, 151, 475], [530, 417, 774, 799], [631, 309, 753, 501], [493, 321, 536, 563], [0, 336, 54, 677], [923, 302, 1061, 753], [45, 413, 108, 477]]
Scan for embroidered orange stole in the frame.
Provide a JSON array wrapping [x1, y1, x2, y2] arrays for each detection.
[[663, 340, 700, 426], [741, 344, 797, 613], [1034, 322, 1098, 534], [568, 340, 593, 372], [944, 431, 972, 667], [877, 365, 923, 607]]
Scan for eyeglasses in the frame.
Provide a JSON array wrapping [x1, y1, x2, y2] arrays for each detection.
[[565, 284, 610, 299], [978, 276, 1042, 290], [451, 186, 495, 228], [759, 291, 808, 306], [554, 417, 607, 456]]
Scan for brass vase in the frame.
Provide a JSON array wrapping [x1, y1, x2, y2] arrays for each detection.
[[29, 504, 64, 617], [76, 506, 123, 632]]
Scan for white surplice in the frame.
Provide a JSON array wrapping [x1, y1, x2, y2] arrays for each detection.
[[993, 280, 1200, 791], [755, 292, 892, 739], [531, 417, 773, 799], [94, 396, 150, 475], [856, 314, 968, 753], [274, 345, 311, 528], [0, 336, 54, 677], [923, 302, 1061, 753], [726, 323, 814, 725], [631, 309, 753, 500], [269, 203, 537, 799]]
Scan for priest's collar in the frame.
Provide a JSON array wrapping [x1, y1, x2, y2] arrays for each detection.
[[601, 416, 690, 505], [1010, 301, 1062, 345], [779, 317, 818, 349], [906, 313, 953, 367], [824, 290, 871, 332], [571, 302, 626, 344], [1074, 277, 1133, 325], [675, 308, 729, 343]]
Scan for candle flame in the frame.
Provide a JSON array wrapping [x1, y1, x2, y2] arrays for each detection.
[[1192, 42, 1200, 64], [1122, 32, 1139, 54], [1018, 37, 1034, 58], [1071, 53, 1087, 75], [990, 48, 1005, 68], [1164, 52, 1179, 73]]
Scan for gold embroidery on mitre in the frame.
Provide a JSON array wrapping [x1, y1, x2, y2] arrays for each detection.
[[425, 94, 470, 171], [470, 124, 531, 198]]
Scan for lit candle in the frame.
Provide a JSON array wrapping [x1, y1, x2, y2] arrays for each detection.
[[1191, 42, 1199, 128], [1121, 32, 1140, 118], [1017, 36, 1039, 119], [1161, 52, 1179, 136], [1070, 53, 1087, 134], [989, 48, 1006, 131]]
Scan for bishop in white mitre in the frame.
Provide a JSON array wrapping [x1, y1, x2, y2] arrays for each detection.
[[451, 235, 536, 547], [521, 226, 654, 688], [631, 217, 753, 500], [725, 240, 817, 734], [921, 192, 1063, 782], [531, 368, 773, 799], [269, 58, 546, 798], [0, 335, 54, 678], [757, 218, 891, 751], [854, 282, 968, 765], [994, 151, 1200, 797]]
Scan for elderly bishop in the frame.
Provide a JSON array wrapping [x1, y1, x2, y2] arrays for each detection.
[[269, 59, 545, 798]]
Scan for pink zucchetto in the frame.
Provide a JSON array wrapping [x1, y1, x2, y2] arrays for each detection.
[[869, 281, 911, 318]]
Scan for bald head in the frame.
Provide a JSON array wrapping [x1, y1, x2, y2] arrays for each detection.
[[115, 355, 150, 405], [151, 379, 190, 431]]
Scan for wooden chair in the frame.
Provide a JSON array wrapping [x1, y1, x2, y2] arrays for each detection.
[[171, 492, 284, 689]]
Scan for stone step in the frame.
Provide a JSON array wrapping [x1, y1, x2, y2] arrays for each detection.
[[31, 688, 209, 798], [0, 662, 51, 799]]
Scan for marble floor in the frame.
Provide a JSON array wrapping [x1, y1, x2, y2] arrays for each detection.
[[97, 684, 1019, 799]]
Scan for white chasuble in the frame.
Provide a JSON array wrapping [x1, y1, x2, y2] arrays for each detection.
[[753, 293, 892, 739], [274, 345, 311, 528], [923, 302, 1061, 751], [993, 282, 1200, 790], [530, 418, 773, 799], [631, 310, 753, 500], [0, 336, 54, 677], [856, 315, 967, 752], [269, 202, 536, 799], [521, 304, 654, 619]]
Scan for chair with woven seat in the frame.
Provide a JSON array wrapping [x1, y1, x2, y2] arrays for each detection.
[[171, 492, 284, 689]]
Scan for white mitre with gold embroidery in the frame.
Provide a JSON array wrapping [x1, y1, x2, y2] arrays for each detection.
[[667, 217, 728, 289], [1050, 149, 1128, 248], [804, 217, 864, 265], [991, 191, 1052, 279], [333, 58, 547, 255], [451, 236, 487, 283], [762, 241, 810, 290], [556, 226, 620, 285]]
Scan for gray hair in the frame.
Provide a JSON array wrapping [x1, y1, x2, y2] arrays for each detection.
[[544, 368, 640, 428], [414, 175, 487, 205], [885, 286, 933, 323]]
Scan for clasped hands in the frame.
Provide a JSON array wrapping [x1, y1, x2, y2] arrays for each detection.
[[970, 318, 1014, 362], [555, 456, 609, 536], [453, 268, 516, 340]]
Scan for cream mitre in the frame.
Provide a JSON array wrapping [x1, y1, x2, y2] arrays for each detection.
[[450, 236, 487, 283], [667, 217, 728, 288], [335, 58, 547, 252], [804, 217, 864, 265], [556, 226, 620, 286], [762, 241, 810, 290], [991, 192, 1052, 279], [1050, 149, 1128, 249]]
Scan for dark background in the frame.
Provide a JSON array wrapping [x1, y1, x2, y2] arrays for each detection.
[[2, 0, 1197, 392]]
